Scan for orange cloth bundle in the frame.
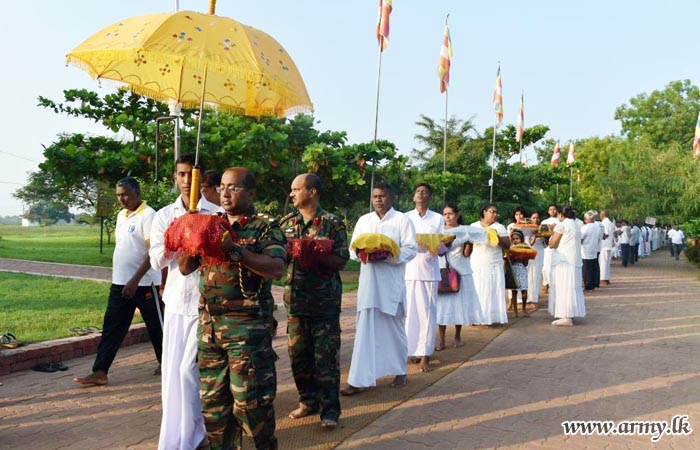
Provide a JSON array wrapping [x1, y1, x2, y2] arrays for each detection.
[[508, 244, 538, 260], [351, 233, 400, 261], [288, 238, 334, 272], [164, 213, 235, 264], [416, 233, 456, 256], [513, 222, 540, 230], [536, 224, 553, 238]]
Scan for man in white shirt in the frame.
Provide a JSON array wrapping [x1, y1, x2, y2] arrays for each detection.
[[149, 153, 218, 450], [581, 211, 601, 291], [74, 177, 162, 386], [617, 220, 632, 267], [630, 224, 641, 264], [341, 183, 417, 395], [598, 210, 616, 285], [404, 183, 445, 373], [667, 224, 686, 261]]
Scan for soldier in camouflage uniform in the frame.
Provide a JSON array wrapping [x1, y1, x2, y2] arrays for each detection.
[[178, 167, 286, 450], [280, 173, 349, 429]]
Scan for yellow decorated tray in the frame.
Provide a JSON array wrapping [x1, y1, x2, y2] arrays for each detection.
[[416, 233, 456, 256], [351, 233, 400, 259]]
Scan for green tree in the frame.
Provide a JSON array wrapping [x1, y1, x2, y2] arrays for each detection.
[[614, 80, 700, 148]]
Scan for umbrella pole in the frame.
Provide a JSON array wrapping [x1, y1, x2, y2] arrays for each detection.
[[369, 44, 383, 212], [189, 69, 208, 212]]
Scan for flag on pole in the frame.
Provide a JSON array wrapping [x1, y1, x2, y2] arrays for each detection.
[[377, 0, 392, 51], [693, 111, 700, 159], [523, 152, 529, 168], [551, 141, 561, 166], [437, 24, 452, 93], [567, 142, 575, 165], [516, 92, 524, 143], [493, 64, 503, 125]]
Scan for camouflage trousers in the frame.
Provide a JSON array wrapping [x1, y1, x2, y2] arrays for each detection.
[[287, 315, 341, 421], [198, 308, 278, 450]]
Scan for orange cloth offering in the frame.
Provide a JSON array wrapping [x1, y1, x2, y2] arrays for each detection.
[[535, 224, 553, 238], [416, 233, 456, 256], [508, 243, 538, 260]]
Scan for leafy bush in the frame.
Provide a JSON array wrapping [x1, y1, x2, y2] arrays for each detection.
[[684, 242, 700, 265], [680, 218, 700, 238]]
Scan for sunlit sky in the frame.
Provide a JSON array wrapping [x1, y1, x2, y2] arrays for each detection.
[[1, 1, 698, 215]]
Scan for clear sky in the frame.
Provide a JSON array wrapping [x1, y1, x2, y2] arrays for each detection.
[[1, 1, 698, 216]]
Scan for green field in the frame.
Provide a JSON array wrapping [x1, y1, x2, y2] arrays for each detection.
[[0, 272, 120, 344], [0, 224, 360, 343], [0, 225, 113, 266]]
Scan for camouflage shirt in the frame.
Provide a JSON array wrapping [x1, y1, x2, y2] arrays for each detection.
[[199, 209, 287, 318], [280, 206, 349, 318]]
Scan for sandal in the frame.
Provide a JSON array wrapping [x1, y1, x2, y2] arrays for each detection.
[[0, 333, 18, 349], [340, 384, 366, 396], [32, 362, 69, 373]]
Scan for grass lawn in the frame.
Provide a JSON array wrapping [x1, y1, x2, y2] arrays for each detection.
[[0, 225, 114, 266], [0, 224, 361, 343], [0, 272, 126, 344]]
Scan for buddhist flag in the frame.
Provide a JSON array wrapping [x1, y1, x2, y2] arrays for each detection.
[[693, 111, 700, 159], [567, 142, 576, 165], [551, 141, 561, 166], [377, 0, 392, 51], [437, 24, 453, 93], [516, 93, 524, 143], [493, 64, 503, 125]]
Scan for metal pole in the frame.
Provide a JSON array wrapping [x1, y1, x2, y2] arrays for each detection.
[[369, 43, 383, 212], [569, 166, 573, 205], [489, 118, 497, 202]]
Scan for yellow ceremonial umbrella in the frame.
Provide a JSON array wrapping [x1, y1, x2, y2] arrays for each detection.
[[67, 1, 313, 209]]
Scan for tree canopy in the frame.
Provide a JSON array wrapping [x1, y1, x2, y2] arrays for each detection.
[[16, 79, 700, 229]]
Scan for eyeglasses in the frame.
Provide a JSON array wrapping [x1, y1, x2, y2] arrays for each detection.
[[486, 209, 499, 214], [216, 185, 249, 194]]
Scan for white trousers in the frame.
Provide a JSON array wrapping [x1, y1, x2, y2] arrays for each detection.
[[348, 305, 407, 388], [159, 311, 206, 450], [405, 280, 438, 357], [599, 248, 612, 281]]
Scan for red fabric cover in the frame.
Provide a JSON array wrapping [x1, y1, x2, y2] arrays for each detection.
[[164, 213, 235, 264], [288, 238, 333, 272]]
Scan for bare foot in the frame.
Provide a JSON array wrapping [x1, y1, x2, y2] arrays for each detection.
[[390, 375, 407, 387], [522, 310, 530, 317], [420, 356, 432, 372], [408, 356, 421, 364], [434, 344, 445, 352], [453, 339, 464, 348]]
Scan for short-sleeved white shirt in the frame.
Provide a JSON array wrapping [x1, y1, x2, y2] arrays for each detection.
[[113, 201, 161, 286], [668, 229, 685, 245]]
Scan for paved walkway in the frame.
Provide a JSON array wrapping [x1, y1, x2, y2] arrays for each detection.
[[1, 250, 699, 449]]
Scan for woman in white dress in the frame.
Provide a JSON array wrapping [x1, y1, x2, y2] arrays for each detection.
[[548, 206, 586, 326], [436, 202, 485, 350], [470, 203, 510, 325], [527, 210, 545, 308]]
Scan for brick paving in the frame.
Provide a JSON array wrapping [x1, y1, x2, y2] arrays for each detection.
[[1, 250, 699, 449]]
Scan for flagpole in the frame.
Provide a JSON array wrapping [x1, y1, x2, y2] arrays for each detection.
[[369, 42, 383, 212], [489, 118, 497, 202], [569, 166, 573, 205]]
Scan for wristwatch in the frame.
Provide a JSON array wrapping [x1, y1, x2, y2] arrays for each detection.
[[229, 244, 244, 262]]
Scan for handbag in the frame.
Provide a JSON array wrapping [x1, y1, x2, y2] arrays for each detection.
[[438, 258, 460, 293]]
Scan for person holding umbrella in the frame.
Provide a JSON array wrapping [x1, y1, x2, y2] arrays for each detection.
[[149, 153, 218, 450]]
